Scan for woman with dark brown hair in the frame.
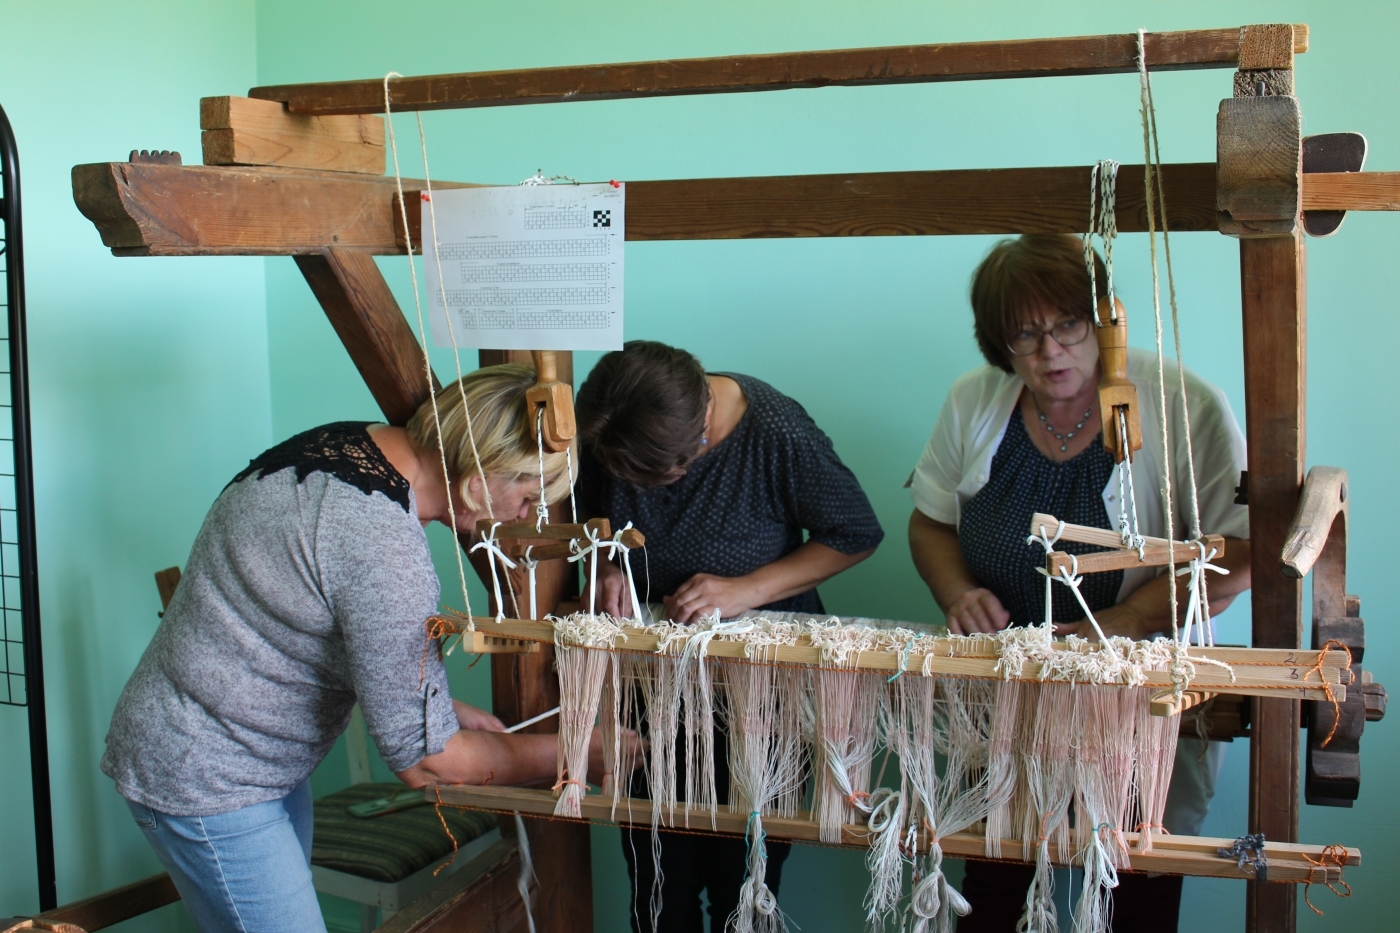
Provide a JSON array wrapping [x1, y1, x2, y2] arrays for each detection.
[[576, 339, 884, 932], [907, 234, 1252, 931]]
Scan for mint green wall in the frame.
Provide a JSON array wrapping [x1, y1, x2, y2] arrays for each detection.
[[0, 0, 267, 927], [2, 1, 1397, 931]]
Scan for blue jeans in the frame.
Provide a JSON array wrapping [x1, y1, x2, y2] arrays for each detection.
[[125, 780, 327, 933]]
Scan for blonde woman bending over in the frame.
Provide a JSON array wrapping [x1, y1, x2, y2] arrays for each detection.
[[101, 366, 624, 933]]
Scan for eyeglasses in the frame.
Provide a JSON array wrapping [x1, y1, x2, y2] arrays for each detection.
[[1005, 317, 1091, 356]]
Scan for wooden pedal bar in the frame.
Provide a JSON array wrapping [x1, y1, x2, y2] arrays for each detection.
[[428, 784, 1358, 884], [436, 615, 1347, 704]]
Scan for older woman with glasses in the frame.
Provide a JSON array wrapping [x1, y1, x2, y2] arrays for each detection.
[[906, 234, 1252, 933]]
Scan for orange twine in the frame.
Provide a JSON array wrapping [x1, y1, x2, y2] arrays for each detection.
[[431, 786, 459, 876], [846, 790, 872, 807], [552, 775, 586, 793], [1314, 641, 1353, 748], [1301, 844, 1352, 915], [421, 616, 453, 685]]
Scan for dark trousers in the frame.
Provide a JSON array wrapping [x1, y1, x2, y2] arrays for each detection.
[[956, 860, 1183, 933], [621, 827, 792, 933]]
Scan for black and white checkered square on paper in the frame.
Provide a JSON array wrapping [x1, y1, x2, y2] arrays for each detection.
[[593, 210, 611, 228]]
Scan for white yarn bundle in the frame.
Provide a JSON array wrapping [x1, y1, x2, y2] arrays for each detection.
[[551, 613, 622, 818], [721, 657, 806, 933]]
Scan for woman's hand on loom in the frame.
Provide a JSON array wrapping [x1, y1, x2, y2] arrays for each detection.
[[1055, 602, 1153, 641], [944, 587, 1012, 635], [664, 573, 757, 625], [581, 558, 633, 618], [454, 699, 506, 732]]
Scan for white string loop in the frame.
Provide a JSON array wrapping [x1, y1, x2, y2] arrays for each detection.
[[469, 522, 518, 622]]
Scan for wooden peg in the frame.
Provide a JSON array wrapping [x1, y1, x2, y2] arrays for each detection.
[[1095, 296, 1142, 463], [524, 350, 577, 452]]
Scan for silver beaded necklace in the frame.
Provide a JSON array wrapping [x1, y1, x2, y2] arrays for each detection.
[[1034, 399, 1094, 453]]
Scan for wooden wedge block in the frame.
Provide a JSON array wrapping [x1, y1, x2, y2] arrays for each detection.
[[200, 96, 384, 174]]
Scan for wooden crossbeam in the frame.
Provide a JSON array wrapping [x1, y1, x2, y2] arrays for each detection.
[[247, 27, 1309, 116], [1045, 536, 1226, 576], [71, 161, 1218, 256], [428, 784, 1356, 884], [439, 615, 1348, 703]]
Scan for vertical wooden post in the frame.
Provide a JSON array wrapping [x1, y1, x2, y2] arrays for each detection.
[[480, 348, 594, 933], [1240, 234, 1305, 932], [1219, 25, 1305, 932]]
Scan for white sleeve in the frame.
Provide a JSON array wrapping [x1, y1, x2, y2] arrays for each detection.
[[1177, 370, 1250, 540], [910, 388, 966, 525]]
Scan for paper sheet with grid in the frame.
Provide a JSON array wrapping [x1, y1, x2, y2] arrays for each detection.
[[426, 183, 625, 351]]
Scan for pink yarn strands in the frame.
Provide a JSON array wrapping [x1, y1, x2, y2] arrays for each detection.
[[1131, 688, 1179, 855], [721, 657, 807, 933], [1070, 686, 1138, 933], [551, 615, 623, 818], [813, 667, 883, 843], [1018, 683, 1076, 933]]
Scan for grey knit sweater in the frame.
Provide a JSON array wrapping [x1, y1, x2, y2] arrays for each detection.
[[102, 423, 459, 816]]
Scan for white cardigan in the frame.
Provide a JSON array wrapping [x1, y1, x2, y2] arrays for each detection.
[[910, 347, 1250, 602]]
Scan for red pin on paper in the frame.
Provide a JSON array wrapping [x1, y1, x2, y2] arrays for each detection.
[[609, 180, 621, 188], [420, 192, 431, 202]]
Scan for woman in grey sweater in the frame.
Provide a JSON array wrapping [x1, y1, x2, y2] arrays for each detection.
[[102, 365, 600, 933]]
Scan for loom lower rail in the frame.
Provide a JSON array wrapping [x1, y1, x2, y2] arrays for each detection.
[[426, 784, 1357, 885]]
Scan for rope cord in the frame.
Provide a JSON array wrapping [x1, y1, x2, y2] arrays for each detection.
[[383, 73, 474, 624]]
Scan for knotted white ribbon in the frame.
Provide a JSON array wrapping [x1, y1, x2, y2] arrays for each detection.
[[470, 521, 518, 622]]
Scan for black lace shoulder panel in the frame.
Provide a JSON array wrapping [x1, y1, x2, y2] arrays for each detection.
[[229, 422, 412, 513]]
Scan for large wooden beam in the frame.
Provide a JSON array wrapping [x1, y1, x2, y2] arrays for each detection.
[[1241, 233, 1306, 932], [73, 161, 1219, 256], [294, 248, 437, 425], [248, 27, 1309, 116]]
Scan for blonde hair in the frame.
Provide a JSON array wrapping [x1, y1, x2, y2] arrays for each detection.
[[406, 364, 574, 514]]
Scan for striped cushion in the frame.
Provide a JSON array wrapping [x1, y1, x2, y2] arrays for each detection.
[[311, 782, 497, 883]]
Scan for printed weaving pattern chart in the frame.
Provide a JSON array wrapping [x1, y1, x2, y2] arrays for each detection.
[[442, 287, 608, 306], [437, 239, 608, 261], [427, 183, 625, 351], [453, 309, 611, 330], [461, 262, 608, 284], [0, 187, 21, 706], [523, 207, 587, 229]]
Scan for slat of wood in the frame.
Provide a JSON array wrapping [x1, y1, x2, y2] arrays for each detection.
[[1217, 95, 1302, 237], [154, 566, 181, 611], [446, 616, 1344, 698], [1045, 535, 1225, 575], [71, 161, 467, 255], [248, 27, 1309, 116], [294, 248, 436, 425], [400, 163, 1218, 245], [1030, 511, 1178, 550], [430, 785, 1355, 883], [36, 873, 180, 931], [1301, 171, 1400, 211], [201, 96, 385, 175], [72, 162, 1217, 257], [1240, 234, 1306, 932]]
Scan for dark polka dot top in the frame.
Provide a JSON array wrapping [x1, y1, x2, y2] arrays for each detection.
[[577, 373, 884, 614], [959, 407, 1123, 626]]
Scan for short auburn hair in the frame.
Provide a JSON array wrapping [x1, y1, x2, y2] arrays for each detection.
[[576, 341, 709, 487], [970, 234, 1107, 372]]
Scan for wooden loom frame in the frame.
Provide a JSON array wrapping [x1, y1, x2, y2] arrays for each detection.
[[59, 21, 1395, 933]]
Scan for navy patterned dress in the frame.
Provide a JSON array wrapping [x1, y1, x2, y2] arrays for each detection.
[[959, 407, 1123, 625]]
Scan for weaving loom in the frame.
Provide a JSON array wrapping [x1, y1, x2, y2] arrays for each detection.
[[62, 18, 1394, 933]]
